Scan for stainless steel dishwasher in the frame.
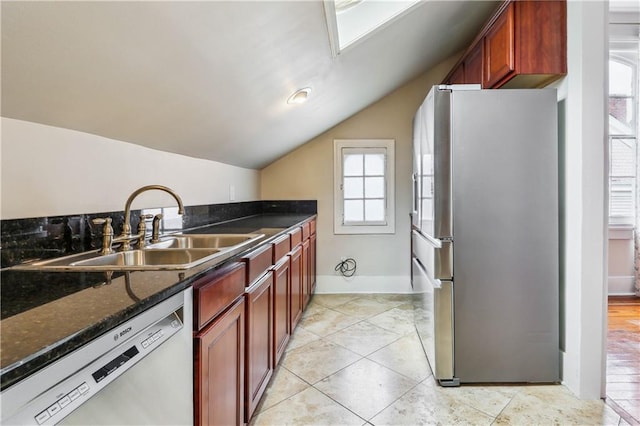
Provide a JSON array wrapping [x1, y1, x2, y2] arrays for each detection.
[[1, 288, 193, 426]]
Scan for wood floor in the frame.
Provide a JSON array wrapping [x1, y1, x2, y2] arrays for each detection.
[[607, 295, 640, 425]]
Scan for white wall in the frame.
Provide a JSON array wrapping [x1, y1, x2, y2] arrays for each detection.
[[608, 228, 635, 295], [1, 118, 260, 219], [260, 55, 458, 294], [550, 0, 608, 400]]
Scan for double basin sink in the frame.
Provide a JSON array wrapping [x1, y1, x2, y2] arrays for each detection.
[[17, 233, 265, 272]]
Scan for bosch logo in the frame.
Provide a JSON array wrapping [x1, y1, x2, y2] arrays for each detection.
[[119, 326, 132, 338]]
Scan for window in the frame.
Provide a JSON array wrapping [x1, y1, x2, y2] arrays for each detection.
[[334, 139, 395, 234], [609, 37, 639, 226]]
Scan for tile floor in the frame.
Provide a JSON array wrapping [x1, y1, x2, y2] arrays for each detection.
[[250, 294, 630, 426]]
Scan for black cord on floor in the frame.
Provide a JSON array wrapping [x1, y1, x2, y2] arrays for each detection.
[[335, 258, 357, 277]]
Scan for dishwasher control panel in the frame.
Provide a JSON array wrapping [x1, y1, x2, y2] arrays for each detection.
[[2, 298, 183, 426]]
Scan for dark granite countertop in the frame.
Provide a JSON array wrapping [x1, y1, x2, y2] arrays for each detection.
[[0, 213, 315, 391]]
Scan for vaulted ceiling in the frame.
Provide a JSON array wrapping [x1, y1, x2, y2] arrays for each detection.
[[1, 1, 499, 169]]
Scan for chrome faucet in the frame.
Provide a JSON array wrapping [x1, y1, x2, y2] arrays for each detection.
[[119, 185, 185, 250]]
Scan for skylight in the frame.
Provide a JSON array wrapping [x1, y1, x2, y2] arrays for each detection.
[[324, 0, 422, 55]]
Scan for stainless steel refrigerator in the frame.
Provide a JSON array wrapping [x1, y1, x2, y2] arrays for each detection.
[[411, 85, 560, 386]]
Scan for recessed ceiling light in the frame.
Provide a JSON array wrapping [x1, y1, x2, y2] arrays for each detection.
[[287, 88, 312, 105]]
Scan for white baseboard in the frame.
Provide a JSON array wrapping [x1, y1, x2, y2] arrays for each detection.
[[607, 275, 637, 296], [315, 275, 412, 294]]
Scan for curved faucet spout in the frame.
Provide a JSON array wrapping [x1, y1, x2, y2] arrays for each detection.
[[121, 185, 185, 238]]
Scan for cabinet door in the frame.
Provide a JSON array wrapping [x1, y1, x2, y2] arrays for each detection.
[[309, 234, 317, 294], [245, 272, 273, 421], [289, 245, 303, 330], [302, 239, 310, 309], [483, 2, 515, 88], [448, 64, 465, 85], [464, 42, 483, 85], [194, 297, 245, 426], [272, 257, 290, 367]]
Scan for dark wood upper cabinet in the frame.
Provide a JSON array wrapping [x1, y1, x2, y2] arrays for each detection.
[[443, 0, 566, 89], [448, 64, 465, 85], [484, 2, 515, 88], [464, 42, 484, 85]]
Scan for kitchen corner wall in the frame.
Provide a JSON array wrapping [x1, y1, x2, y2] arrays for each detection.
[[260, 55, 459, 294], [549, 0, 607, 400], [1, 118, 260, 219]]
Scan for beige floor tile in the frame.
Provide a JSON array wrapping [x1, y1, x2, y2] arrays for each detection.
[[426, 379, 520, 418], [281, 339, 361, 384], [331, 297, 393, 319], [369, 293, 415, 305], [315, 358, 418, 420], [365, 303, 416, 335], [370, 380, 494, 426], [255, 367, 310, 413], [250, 387, 366, 426], [312, 294, 361, 308], [286, 326, 322, 352], [495, 385, 621, 426], [325, 321, 402, 356], [298, 307, 361, 337], [367, 332, 432, 382], [302, 300, 329, 318]]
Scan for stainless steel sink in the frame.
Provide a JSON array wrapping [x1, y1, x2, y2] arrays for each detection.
[[17, 248, 224, 271], [72, 248, 222, 269], [146, 233, 264, 249], [11, 232, 266, 272]]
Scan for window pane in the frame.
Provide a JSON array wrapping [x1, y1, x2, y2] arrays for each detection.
[[610, 138, 636, 176], [364, 200, 385, 222], [609, 98, 635, 135], [364, 177, 384, 198], [344, 154, 363, 176], [609, 60, 633, 96], [610, 177, 635, 217], [344, 177, 363, 198], [344, 200, 363, 222], [364, 153, 385, 175]]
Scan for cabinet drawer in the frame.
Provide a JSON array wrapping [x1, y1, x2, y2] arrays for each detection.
[[289, 227, 302, 248], [272, 234, 291, 263], [309, 219, 316, 235], [301, 222, 310, 240], [242, 244, 273, 285], [193, 262, 246, 331]]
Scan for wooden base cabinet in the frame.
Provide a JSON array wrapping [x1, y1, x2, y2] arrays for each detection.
[[272, 257, 290, 367], [194, 297, 245, 426], [193, 263, 246, 426], [289, 244, 303, 330], [309, 233, 317, 294], [301, 239, 310, 309], [245, 272, 273, 420]]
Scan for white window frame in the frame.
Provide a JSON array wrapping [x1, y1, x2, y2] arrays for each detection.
[[608, 40, 639, 227], [333, 139, 395, 234]]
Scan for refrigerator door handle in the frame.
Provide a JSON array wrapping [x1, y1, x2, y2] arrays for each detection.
[[428, 274, 442, 289], [416, 230, 442, 248]]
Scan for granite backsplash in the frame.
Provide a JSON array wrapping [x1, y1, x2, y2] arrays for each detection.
[[1, 200, 317, 268]]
